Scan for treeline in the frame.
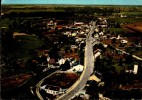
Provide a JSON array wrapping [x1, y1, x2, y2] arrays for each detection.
[[2, 11, 75, 19], [2, 6, 142, 19], [64, 6, 120, 14]]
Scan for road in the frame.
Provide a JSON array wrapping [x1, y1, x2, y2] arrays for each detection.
[[101, 42, 142, 61], [56, 22, 96, 100], [34, 21, 100, 100], [115, 48, 142, 61], [35, 70, 60, 100], [35, 21, 142, 100]]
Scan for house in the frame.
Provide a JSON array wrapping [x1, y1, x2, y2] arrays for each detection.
[[120, 15, 127, 18], [40, 84, 65, 96], [95, 28, 99, 32], [56, 25, 64, 30], [58, 58, 66, 65], [99, 31, 104, 36], [71, 45, 78, 49], [97, 18, 108, 28], [100, 35, 107, 40], [63, 31, 71, 36], [99, 94, 111, 100], [80, 31, 85, 35], [43, 50, 50, 55], [116, 34, 121, 39], [47, 20, 57, 29], [48, 59, 56, 65], [94, 51, 101, 58], [13, 32, 28, 38], [121, 39, 128, 44], [47, 20, 54, 26], [71, 33, 77, 37], [67, 65, 84, 73], [74, 21, 84, 26], [88, 75, 101, 82], [133, 64, 138, 74]]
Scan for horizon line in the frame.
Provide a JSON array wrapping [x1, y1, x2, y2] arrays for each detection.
[[2, 3, 142, 6]]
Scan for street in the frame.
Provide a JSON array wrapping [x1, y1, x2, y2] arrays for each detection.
[[56, 22, 96, 100]]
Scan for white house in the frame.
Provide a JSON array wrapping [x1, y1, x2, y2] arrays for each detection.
[[121, 15, 127, 18], [40, 85, 65, 95], [94, 51, 101, 58], [58, 58, 66, 65], [121, 39, 128, 44], [133, 64, 138, 74], [67, 65, 84, 73], [99, 31, 104, 36], [74, 21, 84, 25], [116, 34, 121, 39]]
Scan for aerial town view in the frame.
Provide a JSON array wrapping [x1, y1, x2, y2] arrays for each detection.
[[1, 0, 142, 100]]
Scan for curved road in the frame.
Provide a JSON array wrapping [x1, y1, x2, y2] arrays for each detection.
[[115, 48, 142, 61], [35, 70, 60, 100], [101, 42, 142, 61], [56, 22, 96, 100]]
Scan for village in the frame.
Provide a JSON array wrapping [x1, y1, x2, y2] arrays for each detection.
[[1, 5, 142, 99]]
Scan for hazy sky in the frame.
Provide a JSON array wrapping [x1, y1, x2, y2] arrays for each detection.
[[1, 0, 142, 5]]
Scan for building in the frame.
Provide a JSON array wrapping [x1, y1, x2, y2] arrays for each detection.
[[133, 64, 138, 74], [40, 84, 65, 96]]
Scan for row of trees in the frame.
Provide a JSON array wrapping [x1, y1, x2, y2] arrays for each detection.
[[2, 11, 74, 19]]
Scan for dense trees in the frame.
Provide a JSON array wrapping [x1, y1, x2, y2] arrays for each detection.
[[48, 44, 59, 62], [86, 81, 99, 99], [60, 60, 71, 71], [4, 11, 74, 20]]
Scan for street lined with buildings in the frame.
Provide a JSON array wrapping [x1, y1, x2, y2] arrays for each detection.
[[56, 22, 95, 100], [34, 21, 102, 100]]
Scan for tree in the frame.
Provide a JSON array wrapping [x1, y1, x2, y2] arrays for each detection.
[[86, 80, 99, 99], [111, 38, 116, 44], [125, 54, 133, 64], [118, 59, 123, 66], [60, 60, 70, 71], [79, 51, 84, 65], [5, 30, 14, 45], [48, 44, 59, 62], [98, 43, 106, 52], [64, 60, 70, 69], [115, 22, 120, 28]]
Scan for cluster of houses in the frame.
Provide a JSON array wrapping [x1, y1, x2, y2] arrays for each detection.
[[30, 17, 141, 99], [37, 19, 107, 99]]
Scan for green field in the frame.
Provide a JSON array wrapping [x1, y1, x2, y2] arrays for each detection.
[[108, 17, 142, 24], [7, 35, 44, 63]]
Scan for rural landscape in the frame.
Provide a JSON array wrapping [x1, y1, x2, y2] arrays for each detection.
[[1, 4, 142, 99]]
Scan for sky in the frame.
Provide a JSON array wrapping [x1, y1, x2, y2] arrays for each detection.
[[1, 0, 142, 5]]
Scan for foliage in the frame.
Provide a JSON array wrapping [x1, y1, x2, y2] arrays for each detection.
[[5, 35, 44, 64], [108, 18, 142, 24]]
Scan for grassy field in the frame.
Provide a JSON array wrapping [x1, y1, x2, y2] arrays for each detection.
[[115, 12, 142, 15], [108, 17, 142, 24], [109, 27, 126, 33], [5, 9, 65, 13], [7, 35, 44, 62], [1, 18, 15, 27]]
